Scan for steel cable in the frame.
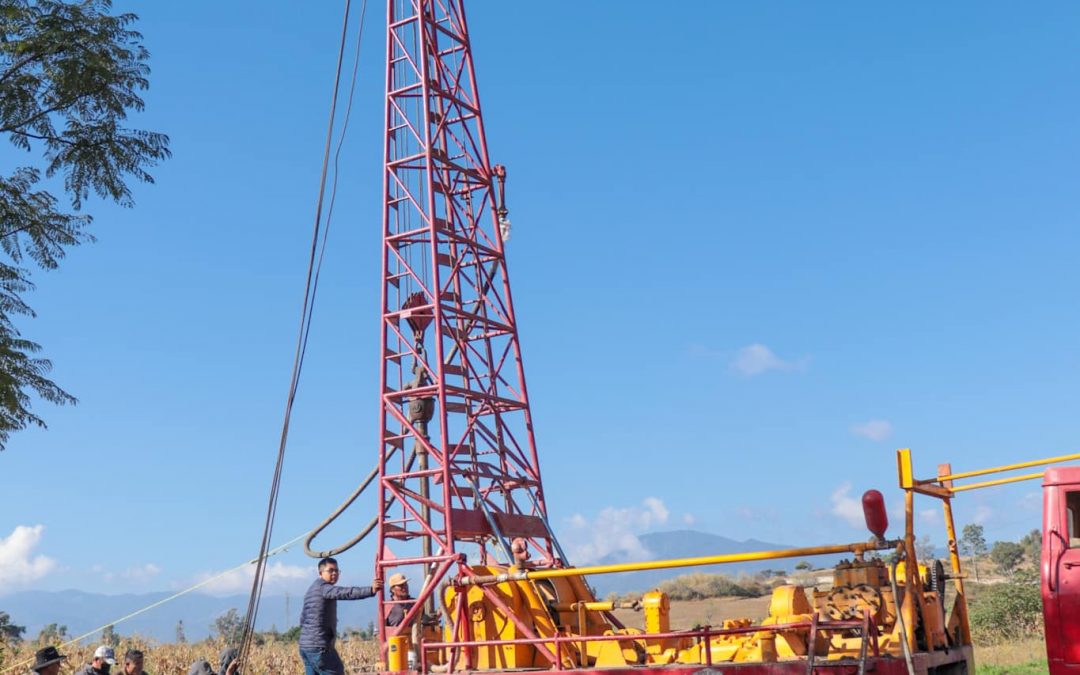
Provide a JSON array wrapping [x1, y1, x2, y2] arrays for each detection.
[[236, 0, 368, 666]]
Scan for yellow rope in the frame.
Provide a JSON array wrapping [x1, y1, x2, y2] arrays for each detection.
[[1, 531, 311, 674]]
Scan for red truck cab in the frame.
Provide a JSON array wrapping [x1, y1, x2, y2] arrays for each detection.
[[1043, 467, 1080, 673]]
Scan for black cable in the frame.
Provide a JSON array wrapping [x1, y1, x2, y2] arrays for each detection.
[[236, 0, 367, 666]]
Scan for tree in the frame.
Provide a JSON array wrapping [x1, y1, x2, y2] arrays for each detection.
[[0, 611, 25, 644], [1020, 529, 1042, 563], [213, 608, 244, 645], [990, 541, 1025, 576], [281, 626, 301, 642], [175, 619, 186, 643], [101, 623, 119, 647], [36, 623, 67, 644], [0, 0, 170, 449], [915, 534, 936, 561], [960, 524, 987, 581], [794, 561, 812, 571]]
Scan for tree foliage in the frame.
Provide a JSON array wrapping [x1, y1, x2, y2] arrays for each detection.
[[101, 623, 119, 647], [0, 611, 25, 644], [36, 622, 67, 643], [213, 608, 244, 645], [968, 576, 1042, 644], [0, 0, 170, 449], [960, 523, 987, 581], [990, 540, 1025, 575], [914, 534, 936, 561], [1019, 528, 1042, 563]]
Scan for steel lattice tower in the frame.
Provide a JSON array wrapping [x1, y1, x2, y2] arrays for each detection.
[[376, 0, 557, 642]]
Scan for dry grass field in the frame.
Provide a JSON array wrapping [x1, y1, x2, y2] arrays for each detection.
[[2, 639, 380, 675], [1, 596, 1047, 674]]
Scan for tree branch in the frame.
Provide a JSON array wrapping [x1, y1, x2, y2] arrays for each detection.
[[0, 89, 101, 135], [0, 49, 56, 85]]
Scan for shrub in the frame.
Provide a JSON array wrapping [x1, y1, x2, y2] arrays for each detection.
[[968, 579, 1043, 645], [656, 572, 768, 601]]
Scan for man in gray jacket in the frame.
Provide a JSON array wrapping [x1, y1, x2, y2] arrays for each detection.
[[299, 557, 382, 675]]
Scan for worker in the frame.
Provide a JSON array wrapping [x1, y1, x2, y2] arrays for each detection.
[[30, 646, 67, 675], [385, 573, 415, 626], [218, 648, 239, 675], [186, 660, 239, 675], [121, 650, 148, 675], [299, 556, 383, 675], [510, 537, 531, 566], [74, 646, 117, 675]]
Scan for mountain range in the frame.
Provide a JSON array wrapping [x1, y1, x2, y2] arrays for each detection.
[[587, 530, 845, 595], [1, 530, 851, 642], [0, 589, 376, 643]]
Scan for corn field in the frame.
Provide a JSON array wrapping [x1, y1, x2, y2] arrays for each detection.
[[2, 638, 380, 674]]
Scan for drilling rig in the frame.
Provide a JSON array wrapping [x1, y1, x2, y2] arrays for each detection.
[[310, 2, 981, 673]]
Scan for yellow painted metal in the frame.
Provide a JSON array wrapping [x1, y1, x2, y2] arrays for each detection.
[[950, 471, 1044, 492], [897, 448, 915, 489], [902, 490, 918, 653], [935, 452, 1080, 483], [388, 635, 410, 672], [642, 591, 669, 637], [441, 565, 566, 670], [760, 585, 814, 658], [940, 493, 972, 644], [460, 542, 888, 586]]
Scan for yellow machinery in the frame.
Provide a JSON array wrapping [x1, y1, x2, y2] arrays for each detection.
[[414, 533, 968, 671], [375, 453, 1024, 673]]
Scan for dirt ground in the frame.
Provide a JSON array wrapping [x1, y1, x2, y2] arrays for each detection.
[[613, 595, 773, 629]]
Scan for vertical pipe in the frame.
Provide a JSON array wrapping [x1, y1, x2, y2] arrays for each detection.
[[376, 0, 396, 649], [938, 462, 972, 645], [903, 488, 918, 654]]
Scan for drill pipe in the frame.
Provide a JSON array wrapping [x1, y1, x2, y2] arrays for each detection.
[[458, 540, 899, 586]]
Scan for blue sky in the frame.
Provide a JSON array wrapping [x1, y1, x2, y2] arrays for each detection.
[[3, 1, 1080, 601]]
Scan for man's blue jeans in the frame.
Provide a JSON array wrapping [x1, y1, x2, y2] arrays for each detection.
[[300, 647, 345, 675]]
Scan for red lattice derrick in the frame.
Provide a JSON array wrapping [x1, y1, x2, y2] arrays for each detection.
[[375, 0, 554, 649]]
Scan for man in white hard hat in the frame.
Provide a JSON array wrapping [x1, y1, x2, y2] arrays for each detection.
[[74, 646, 117, 675]]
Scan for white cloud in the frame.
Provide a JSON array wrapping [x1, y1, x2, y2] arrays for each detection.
[[1018, 492, 1041, 513], [563, 498, 670, 565], [918, 509, 939, 526], [193, 561, 310, 596], [830, 483, 864, 528], [730, 344, 798, 376], [850, 419, 893, 442], [122, 563, 162, 584], [0, 525, 57, 592], [973, 505, 994, 525], [682, 513, 696, 526]]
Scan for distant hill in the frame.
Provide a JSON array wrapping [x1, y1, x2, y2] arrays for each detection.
[[0, 590, 376, 643], [1, 530, 856, 641], [586, 530, 846, 595]]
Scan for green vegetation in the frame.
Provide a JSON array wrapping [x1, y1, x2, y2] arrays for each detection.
[[960, 524, 988, 581], [0, 0, 170, 449], [657, 572, 774, 601], [976, 660, 1048, 675], [969, 573, 1043, 644]]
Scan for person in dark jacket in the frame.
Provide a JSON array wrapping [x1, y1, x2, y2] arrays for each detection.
[[74, 646, 116, 675], [30, 646, 67, 675], [299, 556, 382, 675], [186, 655, 239, 675], [385, 573, 415, 627], [121, 649, 148, 675], [218, 647, 240, 675]]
